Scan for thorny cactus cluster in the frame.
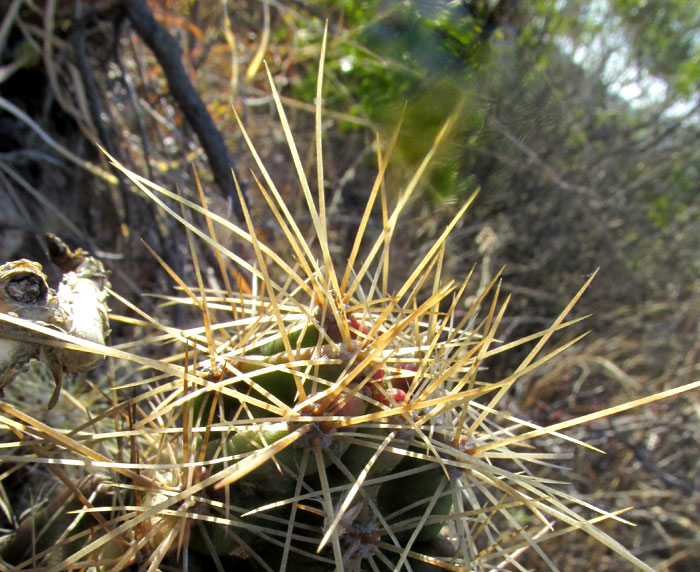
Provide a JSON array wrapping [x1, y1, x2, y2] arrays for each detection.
[[1, 45, 694, 572]]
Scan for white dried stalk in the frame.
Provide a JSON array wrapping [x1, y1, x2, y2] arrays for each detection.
[[0, 237, 110, 408]]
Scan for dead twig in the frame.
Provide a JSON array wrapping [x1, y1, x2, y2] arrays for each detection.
[[120, 0, 246, 219]]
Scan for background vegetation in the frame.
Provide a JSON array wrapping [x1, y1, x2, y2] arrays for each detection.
[[0, 0, 698, 569]]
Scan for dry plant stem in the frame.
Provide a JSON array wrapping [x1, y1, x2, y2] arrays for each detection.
[[0, 95, 118, 185], [0, 235, 110, 408], [0, 0, 23, 60], [121, 0, 247, 218], [0, 259, 58, 395], [72, 1, 133, 229]]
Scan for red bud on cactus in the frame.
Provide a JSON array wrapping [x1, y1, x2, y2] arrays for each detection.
[[332, 391, 369, 417], [392, 362, 418, 392], [379, 387, 407, 406], [348, 317, 370, 340], [371, 367, 385, 381]]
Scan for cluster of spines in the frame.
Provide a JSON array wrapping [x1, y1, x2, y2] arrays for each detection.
[[0, 28, 679, 572]]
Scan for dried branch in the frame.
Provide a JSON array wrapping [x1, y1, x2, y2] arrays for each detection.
[[120, 0, 246, 219], [0, 235, 110, 409]]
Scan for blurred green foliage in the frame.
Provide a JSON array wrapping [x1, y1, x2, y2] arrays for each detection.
[[290, 1, 491, 207], [286, 0, 699, 300], [611, 0, 700, 94]]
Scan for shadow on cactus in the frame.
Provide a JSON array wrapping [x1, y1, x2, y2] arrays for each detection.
[[2, 35, 700, 572]]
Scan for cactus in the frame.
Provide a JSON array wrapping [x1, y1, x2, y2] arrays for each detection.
[[2, 36, 699, 572]]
